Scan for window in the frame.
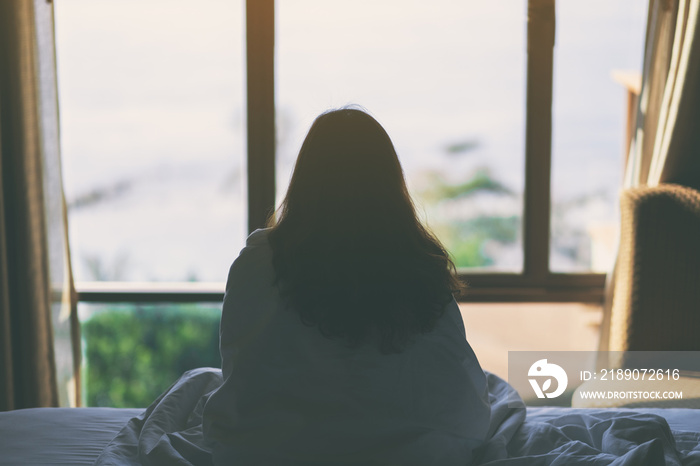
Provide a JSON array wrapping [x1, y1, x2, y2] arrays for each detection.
[[54, 0, 648, 406], [79, 302, 221, 407], [54, 0, 246, 406], [550, 1, 647, 272], [55, 0, 247, 283]]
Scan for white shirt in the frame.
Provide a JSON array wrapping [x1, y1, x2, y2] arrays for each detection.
[[203, 229, 491, 465]]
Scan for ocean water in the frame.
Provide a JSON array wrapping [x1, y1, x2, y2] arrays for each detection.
[[54, 0, 647, 282]]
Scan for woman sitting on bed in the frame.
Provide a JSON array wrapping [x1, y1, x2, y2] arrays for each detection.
[[202, 108, 491, 465]]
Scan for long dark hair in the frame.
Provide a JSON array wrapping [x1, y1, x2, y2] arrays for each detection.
[[268, 108, 462, 353]]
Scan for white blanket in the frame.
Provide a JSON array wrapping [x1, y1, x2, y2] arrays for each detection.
[[94, 368, 700, 465]]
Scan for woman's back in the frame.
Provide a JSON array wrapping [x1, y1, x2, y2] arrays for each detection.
[[202, 229, 491, 465]]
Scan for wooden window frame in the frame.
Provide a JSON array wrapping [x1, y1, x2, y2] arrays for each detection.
[[75, 0, 606, 306]]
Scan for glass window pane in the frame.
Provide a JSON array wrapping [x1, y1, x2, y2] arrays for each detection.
[[79, 303, 221, 407], [550, 1, 647, 272], [55, 0, 246, 282], [277, 1, 526, 270]]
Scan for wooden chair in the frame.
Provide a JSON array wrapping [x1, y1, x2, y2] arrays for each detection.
[[573, 184, 700, 408]]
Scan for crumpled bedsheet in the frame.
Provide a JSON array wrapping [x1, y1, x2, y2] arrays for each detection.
[[94, 368, 700, 465], [477, 375, 700, 466], [94, 367, 221, 466]]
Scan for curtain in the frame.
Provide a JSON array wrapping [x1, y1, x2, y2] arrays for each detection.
[[599, 0, 700, 354], [625, 0, 700, 189], [0, 0, 79, 410]]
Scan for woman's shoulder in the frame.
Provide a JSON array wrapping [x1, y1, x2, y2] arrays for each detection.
[[225, 228, 273, 284], [246, 227, 271, 247], [236, 228, 272, 260]]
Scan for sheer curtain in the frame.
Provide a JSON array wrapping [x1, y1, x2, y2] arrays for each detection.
[[626, 0, 700, 189], [0, 0, 79, 410], [599, 0, 700, 353]]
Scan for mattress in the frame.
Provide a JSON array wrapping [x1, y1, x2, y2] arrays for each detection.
[[0, 407, 141, 465], [1, 405, 699, 465]]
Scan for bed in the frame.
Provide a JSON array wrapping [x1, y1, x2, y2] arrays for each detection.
[[2, 370, 699, 465], [1, 406, 699, 465]]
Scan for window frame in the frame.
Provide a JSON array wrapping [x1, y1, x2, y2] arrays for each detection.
[[74, 0, 606, 306]]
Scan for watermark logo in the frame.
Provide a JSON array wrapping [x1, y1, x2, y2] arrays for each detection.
[[528, 359, 568, 398]]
